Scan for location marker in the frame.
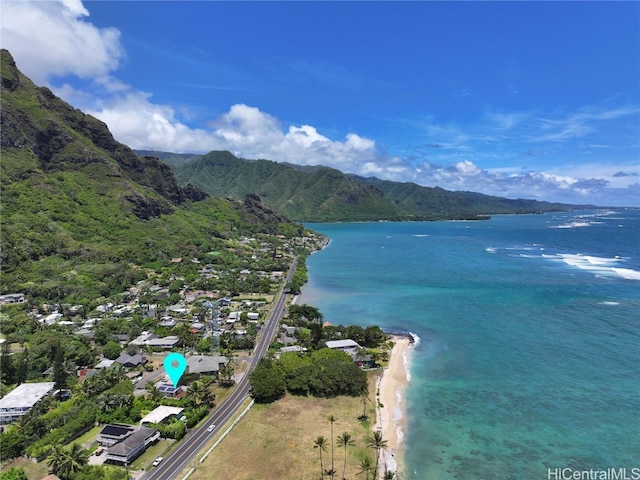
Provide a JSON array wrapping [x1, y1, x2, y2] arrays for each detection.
[[164, 352, 187, 388]]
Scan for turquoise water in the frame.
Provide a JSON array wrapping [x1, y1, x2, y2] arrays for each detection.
[[298, 210, 640, 479]]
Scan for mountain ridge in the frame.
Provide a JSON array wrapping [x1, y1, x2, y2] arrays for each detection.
[[161, 150, 594, 222]]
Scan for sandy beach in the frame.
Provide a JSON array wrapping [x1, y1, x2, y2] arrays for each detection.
[[374, 334, 413, 477]]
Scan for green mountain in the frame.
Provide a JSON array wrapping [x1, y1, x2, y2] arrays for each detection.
[[170, 150, 588, 222], [173, 151, 407, 222], [0, 49, 304, 303], [347, 175, 582, 218]]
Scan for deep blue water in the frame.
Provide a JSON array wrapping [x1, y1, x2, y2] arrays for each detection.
[[298, 209, 640, 479]]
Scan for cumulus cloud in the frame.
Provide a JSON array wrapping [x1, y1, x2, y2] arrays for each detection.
[[0, 0, 123, 84], [2, 1, 638, 207]]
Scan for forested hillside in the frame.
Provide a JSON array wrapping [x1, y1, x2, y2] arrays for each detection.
[[170, 151, 589, 222], [0, 49, 305, 304]]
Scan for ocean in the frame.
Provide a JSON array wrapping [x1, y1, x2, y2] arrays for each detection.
[[297, 209, 640, 480]]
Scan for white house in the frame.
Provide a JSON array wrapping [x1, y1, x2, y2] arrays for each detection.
[[139, 406, 184, 427], [325, 339, 362, 356], [0, 382, 56, 424]]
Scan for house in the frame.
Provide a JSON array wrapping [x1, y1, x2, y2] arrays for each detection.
[[155, 382, 186, 398], [104, 426, 160, 465], [0, 293, 25, 305], [139, 406, 183, 427], [114, 353, 146, 368], [42, 312, 63, 325], [98, 424, 136, 447], [0, 382, 55, 424], [280, 345, 304, 354], [158, 316, 176, 327], [146, 336, 179, 349], [186, 355, 227, 375], [325, 339, 362, 356], [281, 324, 296, 336], [129, 332, 179, 349], [94, 359, 115, 370], [247, 312, 260, 322]]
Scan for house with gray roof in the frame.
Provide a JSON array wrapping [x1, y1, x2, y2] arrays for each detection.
[[104, 426, 160, 465], [186, 355, 227, 375]]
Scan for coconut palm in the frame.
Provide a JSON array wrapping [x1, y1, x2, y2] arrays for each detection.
[[145, 381, 162, 402], [359, 388, 370, 421], [189, 379, 207, 406], [336, 431, 355, 480], [383, 471, 397, 480], [366, 430, 388, 479], [313, 435, 328, 479], [61, 442, 88, 478], [327, 415, 338, 479], [47, 444, 67, 476], [356, 455, 374, 480]]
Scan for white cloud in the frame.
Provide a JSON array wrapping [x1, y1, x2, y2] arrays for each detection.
[[2, 1, 638, 207], [0, 0, 123, 84]]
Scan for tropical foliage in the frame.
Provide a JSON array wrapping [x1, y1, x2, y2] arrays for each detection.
[[1, 49, 306, 305]]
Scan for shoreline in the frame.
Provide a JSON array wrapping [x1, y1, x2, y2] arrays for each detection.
[[374, 333, 414, 478]]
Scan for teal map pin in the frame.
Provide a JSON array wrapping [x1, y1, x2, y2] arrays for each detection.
[[164, 352, 187, 387]]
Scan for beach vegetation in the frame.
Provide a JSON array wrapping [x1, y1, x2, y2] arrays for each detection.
[[313, 435, 328, 479], [248, 358, 287, 403], [356, 454, 374, 480], [336, 431, 356, 480], [366, 430, 389, 479], [326, 415, 338, 479]]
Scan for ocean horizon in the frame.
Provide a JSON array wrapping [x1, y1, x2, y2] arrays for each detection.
[[298, 209, 640, 479]]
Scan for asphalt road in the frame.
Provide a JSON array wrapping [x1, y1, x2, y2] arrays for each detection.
[[142, 258, 296, 480]]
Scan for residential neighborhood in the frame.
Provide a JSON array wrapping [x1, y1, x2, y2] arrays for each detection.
[[0, 232, 331, 479], [0, 231, 394, 480]]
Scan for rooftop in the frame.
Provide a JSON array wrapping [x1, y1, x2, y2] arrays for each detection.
[[139, 406, 183, 425], [325, 339, 361, 349], [0, 382, 55, 410]]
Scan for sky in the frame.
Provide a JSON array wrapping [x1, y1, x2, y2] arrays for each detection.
[[1, 1, 639, 206]]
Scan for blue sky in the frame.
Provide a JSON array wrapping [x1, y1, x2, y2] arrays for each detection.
[[2, 1, 639, 206]]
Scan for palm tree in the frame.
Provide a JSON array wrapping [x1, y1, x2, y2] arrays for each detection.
[[356, 455, 374, 480], [61, 442, 88, 478], [366, 430, 388, 479], [313, 435, 328, 479], [382, 471, 397, 480], [189, 379, 207, 406], [359, 387, 370, 421], [47, 444, 67, 476], [145, 382, 162, 402], [327, 415, 338, 479], [336, 431, 355, 480]]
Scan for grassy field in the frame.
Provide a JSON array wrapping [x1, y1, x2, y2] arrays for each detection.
[[185, 375, 380, 480], [0, 457, 48, 479]]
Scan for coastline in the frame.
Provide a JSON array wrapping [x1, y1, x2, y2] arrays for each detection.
[[374, 334, 414, 478]]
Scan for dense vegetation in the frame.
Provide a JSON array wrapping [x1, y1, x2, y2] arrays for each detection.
[[249, 305, 387, 403], [249, 349, 368, 403], [0, 49, 306, 305], [168, 150, 589, 222]]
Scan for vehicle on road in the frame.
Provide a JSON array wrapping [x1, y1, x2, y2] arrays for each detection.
[[152, 457, 163, 467], [207, 424, 215, 432]]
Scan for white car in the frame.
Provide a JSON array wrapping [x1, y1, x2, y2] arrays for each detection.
[[206, 424, 215, 432], [152, 457, 163, 467]]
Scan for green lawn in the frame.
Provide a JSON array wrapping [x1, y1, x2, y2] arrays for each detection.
[[129, 439, 174, 470], [73, 425, 103, 448]]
